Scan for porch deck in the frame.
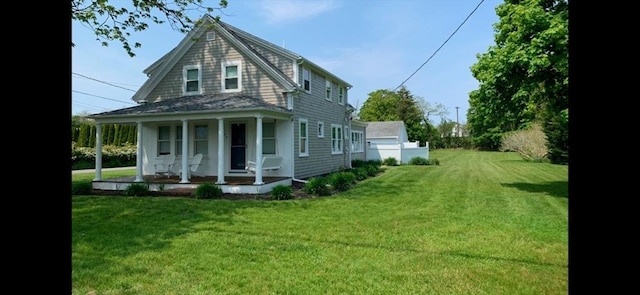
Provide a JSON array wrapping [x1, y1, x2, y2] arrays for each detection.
[[92, 175, 292, 195]]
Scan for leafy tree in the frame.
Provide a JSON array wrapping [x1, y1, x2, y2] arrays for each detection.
[[72, 0, 229, 57], [467, 0, 568, 163], [359, 86, 441, 146]]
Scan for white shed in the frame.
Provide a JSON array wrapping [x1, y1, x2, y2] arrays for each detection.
[[365, 121, 429, 163]]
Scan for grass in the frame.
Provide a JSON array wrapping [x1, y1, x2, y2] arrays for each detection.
[[72, 149, 568, 294]]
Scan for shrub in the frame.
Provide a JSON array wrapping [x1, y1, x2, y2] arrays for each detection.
[[351, 167, 369, 181], [271, 184, 293, 200], [366, 164, 380, 177], [351, 159, 368, 168], [304, 176, 331, 196], [124, 183, 150, 197], [330, 171, 356, 192], [500, 122, 548, 162], [383, 157, 398, 166], [72, 181, 93, 195], [195, 182, 223, 199]]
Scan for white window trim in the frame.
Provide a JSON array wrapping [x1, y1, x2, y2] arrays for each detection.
[[338, 86, 345, 105], [302, 68, 311, 93], [183, 64, 202, 95], [331, 124, 343, 155], [263, 121, 277, 155], [299, 119, 309, 157], [194, 124, 208, 156], [317, 121, 324, 138], [325, 79, 332, 101], [221, 60, 242, 93], [351, 131, 363, 153], [157, 126, 171, 156]]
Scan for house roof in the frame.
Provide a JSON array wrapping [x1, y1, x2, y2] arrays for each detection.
[[88, 93, 291, 119], [365, 121, 406, 138], [133, 15, 352, 104]]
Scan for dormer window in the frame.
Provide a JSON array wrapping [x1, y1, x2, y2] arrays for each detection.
[[222, 60, 241, 92], [183, 65, 201, 95]]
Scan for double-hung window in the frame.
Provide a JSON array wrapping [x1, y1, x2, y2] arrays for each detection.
[[303, 68, 310, 91], [325, 79, 332, 101], [158, 126, 171, 155], [222, 61, 241, 92], [351, 131, 363, 152], [331, 124, 343, 154], [338, 86, 345, 105], [263, 122, 276, 154], [317, 121, 324, 138], [183, 65, 201, 95], [194, 125, 208, 155], [299, 119, 308, 156], [175, 125, 183, 156]]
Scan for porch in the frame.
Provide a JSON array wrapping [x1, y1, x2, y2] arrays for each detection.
[[92, 175, 292, 195]]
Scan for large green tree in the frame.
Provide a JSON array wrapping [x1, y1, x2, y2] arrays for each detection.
[[467, 0, 568, 163], [359, 86, 442, 146], [72, 0, 228, 57]]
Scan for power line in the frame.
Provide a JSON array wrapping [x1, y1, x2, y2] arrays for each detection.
[[392, 0, 485, 92], [72, 72, 138, 92], [73, 90, 136, 105]]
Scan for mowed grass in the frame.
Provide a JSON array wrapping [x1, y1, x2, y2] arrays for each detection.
[[72, 149, 568, 294]]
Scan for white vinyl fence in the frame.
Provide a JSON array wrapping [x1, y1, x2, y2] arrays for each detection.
[[366, 141, 429, 163]]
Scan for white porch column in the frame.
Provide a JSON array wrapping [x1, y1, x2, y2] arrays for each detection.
[[216, 118, 226, 184], [134, 121, 144, 182], [180, 119, 190, 183], [93, 123, 103, 181], [254, 115, 264, 185]]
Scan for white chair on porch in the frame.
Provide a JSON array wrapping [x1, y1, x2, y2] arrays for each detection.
[[154, 154, 176, 178], [179, 153, 203, 179]]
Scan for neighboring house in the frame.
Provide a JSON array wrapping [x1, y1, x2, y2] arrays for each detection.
[[365, 121, 428, 163], [87, 15, 367, 193]]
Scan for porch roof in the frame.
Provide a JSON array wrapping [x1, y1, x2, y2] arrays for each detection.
[[88, 94, 292, 119]]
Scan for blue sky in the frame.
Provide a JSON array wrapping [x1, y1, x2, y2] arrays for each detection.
[[72, 0, 502, 124]]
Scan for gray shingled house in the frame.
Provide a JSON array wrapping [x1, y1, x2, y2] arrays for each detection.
[[87, 15, 367, 194]]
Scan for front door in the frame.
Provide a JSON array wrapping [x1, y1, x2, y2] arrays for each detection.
[[230, 123, 246, 170]]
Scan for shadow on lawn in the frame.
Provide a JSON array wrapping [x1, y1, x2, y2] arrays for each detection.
[[72, 197, 294, 268], [501, 181, 568, 198]]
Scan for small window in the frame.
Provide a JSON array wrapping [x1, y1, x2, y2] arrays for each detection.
[[158, 126, 170, 155], [317, 121, 324, 138], [338, 86, 345, 105], [299, 119, 308, 156], [303, 68, 310, 91], [183, 65, 201, 95], [206, 31, 216, 41], [194, 125, 208, 155], [325, 79, 332, 101], [222, 61, 241, 92]]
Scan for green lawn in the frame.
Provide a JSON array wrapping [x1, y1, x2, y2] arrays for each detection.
[[72, 149, 568, 294]]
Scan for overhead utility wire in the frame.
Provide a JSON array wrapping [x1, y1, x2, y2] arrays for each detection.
[[73, 90, 136, 105], [392, 0, 485, 92], [72, 72, 138, 92]]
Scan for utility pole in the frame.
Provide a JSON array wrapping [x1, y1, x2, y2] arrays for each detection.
[[455, 106, 459, 137]]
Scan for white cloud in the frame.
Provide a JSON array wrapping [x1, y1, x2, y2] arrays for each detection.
[[256, 0, 339, 24]]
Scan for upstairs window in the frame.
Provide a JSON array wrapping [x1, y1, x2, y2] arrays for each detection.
[[338, 86, 345, 105], [183, 65, 201, 95], [325, 79, 332, 101], [317, 121, 324, 138], [303, 68, 310, 91], [222, 61, 241, 92]]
